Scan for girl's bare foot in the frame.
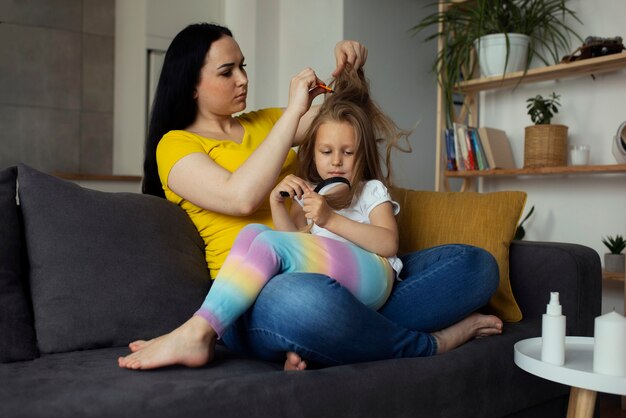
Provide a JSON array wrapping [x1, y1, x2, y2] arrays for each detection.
[[118, 316, 217, 370], [432, 313, 503, 354], [284, 351, 307, 371]]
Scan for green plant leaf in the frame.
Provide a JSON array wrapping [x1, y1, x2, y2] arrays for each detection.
[[602, 234, 626, 254]]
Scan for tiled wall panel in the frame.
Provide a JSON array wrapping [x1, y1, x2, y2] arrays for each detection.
[[0, 105, 80, 172], [0, 0, 114, 174]]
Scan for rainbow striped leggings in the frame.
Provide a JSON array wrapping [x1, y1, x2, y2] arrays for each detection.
[[196, 224, 395, 337]]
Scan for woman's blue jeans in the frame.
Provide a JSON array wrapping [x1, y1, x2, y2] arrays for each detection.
[[221, 244, 499, 366]]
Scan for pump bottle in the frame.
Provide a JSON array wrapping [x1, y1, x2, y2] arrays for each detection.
[[541, 292, 566, 366]]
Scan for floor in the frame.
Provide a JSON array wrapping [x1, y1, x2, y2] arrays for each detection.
[[599, 394, 626, 418]]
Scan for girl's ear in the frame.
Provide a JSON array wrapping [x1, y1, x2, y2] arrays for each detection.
[[193, 89, 198, 99]]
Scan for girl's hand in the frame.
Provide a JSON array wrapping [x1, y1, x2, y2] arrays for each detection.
[[271, 175, 312, 203], [286, 68, 326, 117], [301, 190, 333, 227], [332, 40, 368, 77]]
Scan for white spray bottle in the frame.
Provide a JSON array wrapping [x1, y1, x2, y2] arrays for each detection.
[[541, 292, 566, 366]]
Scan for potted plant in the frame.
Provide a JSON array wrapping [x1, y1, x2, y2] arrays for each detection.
[[524, 92, 568, 167], [514, 205, 535, 240], [602, 234, 626, 273], [411, 0, 581, 123]]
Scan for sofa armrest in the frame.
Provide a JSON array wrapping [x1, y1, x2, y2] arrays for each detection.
[[509, 240, 602, 337]]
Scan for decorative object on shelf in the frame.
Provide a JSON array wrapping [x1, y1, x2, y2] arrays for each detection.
[[592, 310, 626, 377], [569, 144, 590, 166], [613, 120, 626, 164], [474, 33, 529, 77], [524, 92, 568, 167], [514, 205, 534, 240], [562, 36, 625, 63], [411, 0, 581, 122], [602, 234, 626, 273], [477, 127, 516, 169]]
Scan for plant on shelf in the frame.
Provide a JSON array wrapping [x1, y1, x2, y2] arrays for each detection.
[[523, 92, 568, 167], [602, 234, 625, 273], [526, 92, 561, 124], [411, 0, 581, 124], [603, 235, 626, 254]]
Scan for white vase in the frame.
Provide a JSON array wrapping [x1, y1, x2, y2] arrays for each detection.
[[474, 33, 530, 77], [605, 253, 626, 273]]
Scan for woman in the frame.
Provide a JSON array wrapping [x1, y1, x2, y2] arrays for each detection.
[[119, 23, 502, 371]]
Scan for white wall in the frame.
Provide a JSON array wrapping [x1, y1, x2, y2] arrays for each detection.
[[223, 0, 341, 111], [343, 0, 437, 190], [478, 0, 626, 313], [113, 0, 223, 177]]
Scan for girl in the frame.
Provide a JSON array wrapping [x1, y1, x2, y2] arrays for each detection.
[[194, 68, 403, 339]]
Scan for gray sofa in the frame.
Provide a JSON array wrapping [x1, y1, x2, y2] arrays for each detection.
[[0, 164, 601, 418]]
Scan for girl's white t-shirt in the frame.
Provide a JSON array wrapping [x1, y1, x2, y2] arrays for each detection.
[[308, 180, 403, 277]]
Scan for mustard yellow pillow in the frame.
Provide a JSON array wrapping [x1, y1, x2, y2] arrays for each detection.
[[390, 188, 527, 322]]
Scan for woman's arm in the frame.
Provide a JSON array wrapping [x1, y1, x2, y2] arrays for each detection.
[[291, 40, 368, 146], [167, 68, 323, 216], [302, 192, 399, 257]]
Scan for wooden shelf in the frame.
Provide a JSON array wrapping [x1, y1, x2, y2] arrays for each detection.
[[457, 52, 626, 94], [54, 172, 142, 182], [603, 269, 625, 282], [445, 164, 626, 178]]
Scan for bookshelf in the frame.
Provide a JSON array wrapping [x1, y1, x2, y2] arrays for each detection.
[[602, 269, 625, 283], [435, 45, 626, 191]]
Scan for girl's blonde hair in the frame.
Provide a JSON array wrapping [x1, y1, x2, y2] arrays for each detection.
[[297, 67, 410, 209]]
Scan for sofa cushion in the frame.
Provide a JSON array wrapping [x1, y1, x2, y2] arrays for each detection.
[[391, 188, 526, 322], [0, 166, 38, 362], [17, 164, 211, 354]]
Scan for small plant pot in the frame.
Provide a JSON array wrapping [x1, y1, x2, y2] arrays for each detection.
[[604, 253, 625, 273], [524, 124, 568, 167]]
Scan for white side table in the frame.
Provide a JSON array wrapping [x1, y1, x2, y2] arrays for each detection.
[[514, 337, 626, 418]]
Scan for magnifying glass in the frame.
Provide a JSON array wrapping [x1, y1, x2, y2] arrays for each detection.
[[280, 176, 351, 205]]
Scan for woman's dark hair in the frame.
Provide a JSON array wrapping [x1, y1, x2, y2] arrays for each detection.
[[142, 23, 233, 197]]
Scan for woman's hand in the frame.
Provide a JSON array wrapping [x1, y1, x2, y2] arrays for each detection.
[[332, 40, 368, 77], [270, 174, 312, 203], [301, 190, 334, 227], [285, 68, 326, 118]]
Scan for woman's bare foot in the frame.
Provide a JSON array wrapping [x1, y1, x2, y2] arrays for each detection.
[[432, 313, 503, 354], [118, 316, 217, 370], [284, 351, 307, 371], [128, 339, 150, 352]]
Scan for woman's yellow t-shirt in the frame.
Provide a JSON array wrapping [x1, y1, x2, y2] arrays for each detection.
[[156, 108, 297, 278]]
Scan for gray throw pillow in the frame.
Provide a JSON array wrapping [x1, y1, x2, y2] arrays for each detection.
[[0, 166, 38, 362], [17, 164, 211, 354]]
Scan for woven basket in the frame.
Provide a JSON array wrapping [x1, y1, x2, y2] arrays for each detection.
[[524, 124, 568, 167]]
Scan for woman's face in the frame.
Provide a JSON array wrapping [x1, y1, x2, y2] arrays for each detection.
[[314, 121, 357, 183], [195, 36, 248, 117]]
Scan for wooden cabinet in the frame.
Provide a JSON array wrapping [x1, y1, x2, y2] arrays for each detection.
[[435, 49, 626, 191]]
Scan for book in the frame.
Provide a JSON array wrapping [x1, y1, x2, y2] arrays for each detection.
[[468, 128, 489, 170], [443, 128, 457, 171], [477, 127, 516, 169], [452, 124, 465, 171], [454, 122, 476, 170]]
